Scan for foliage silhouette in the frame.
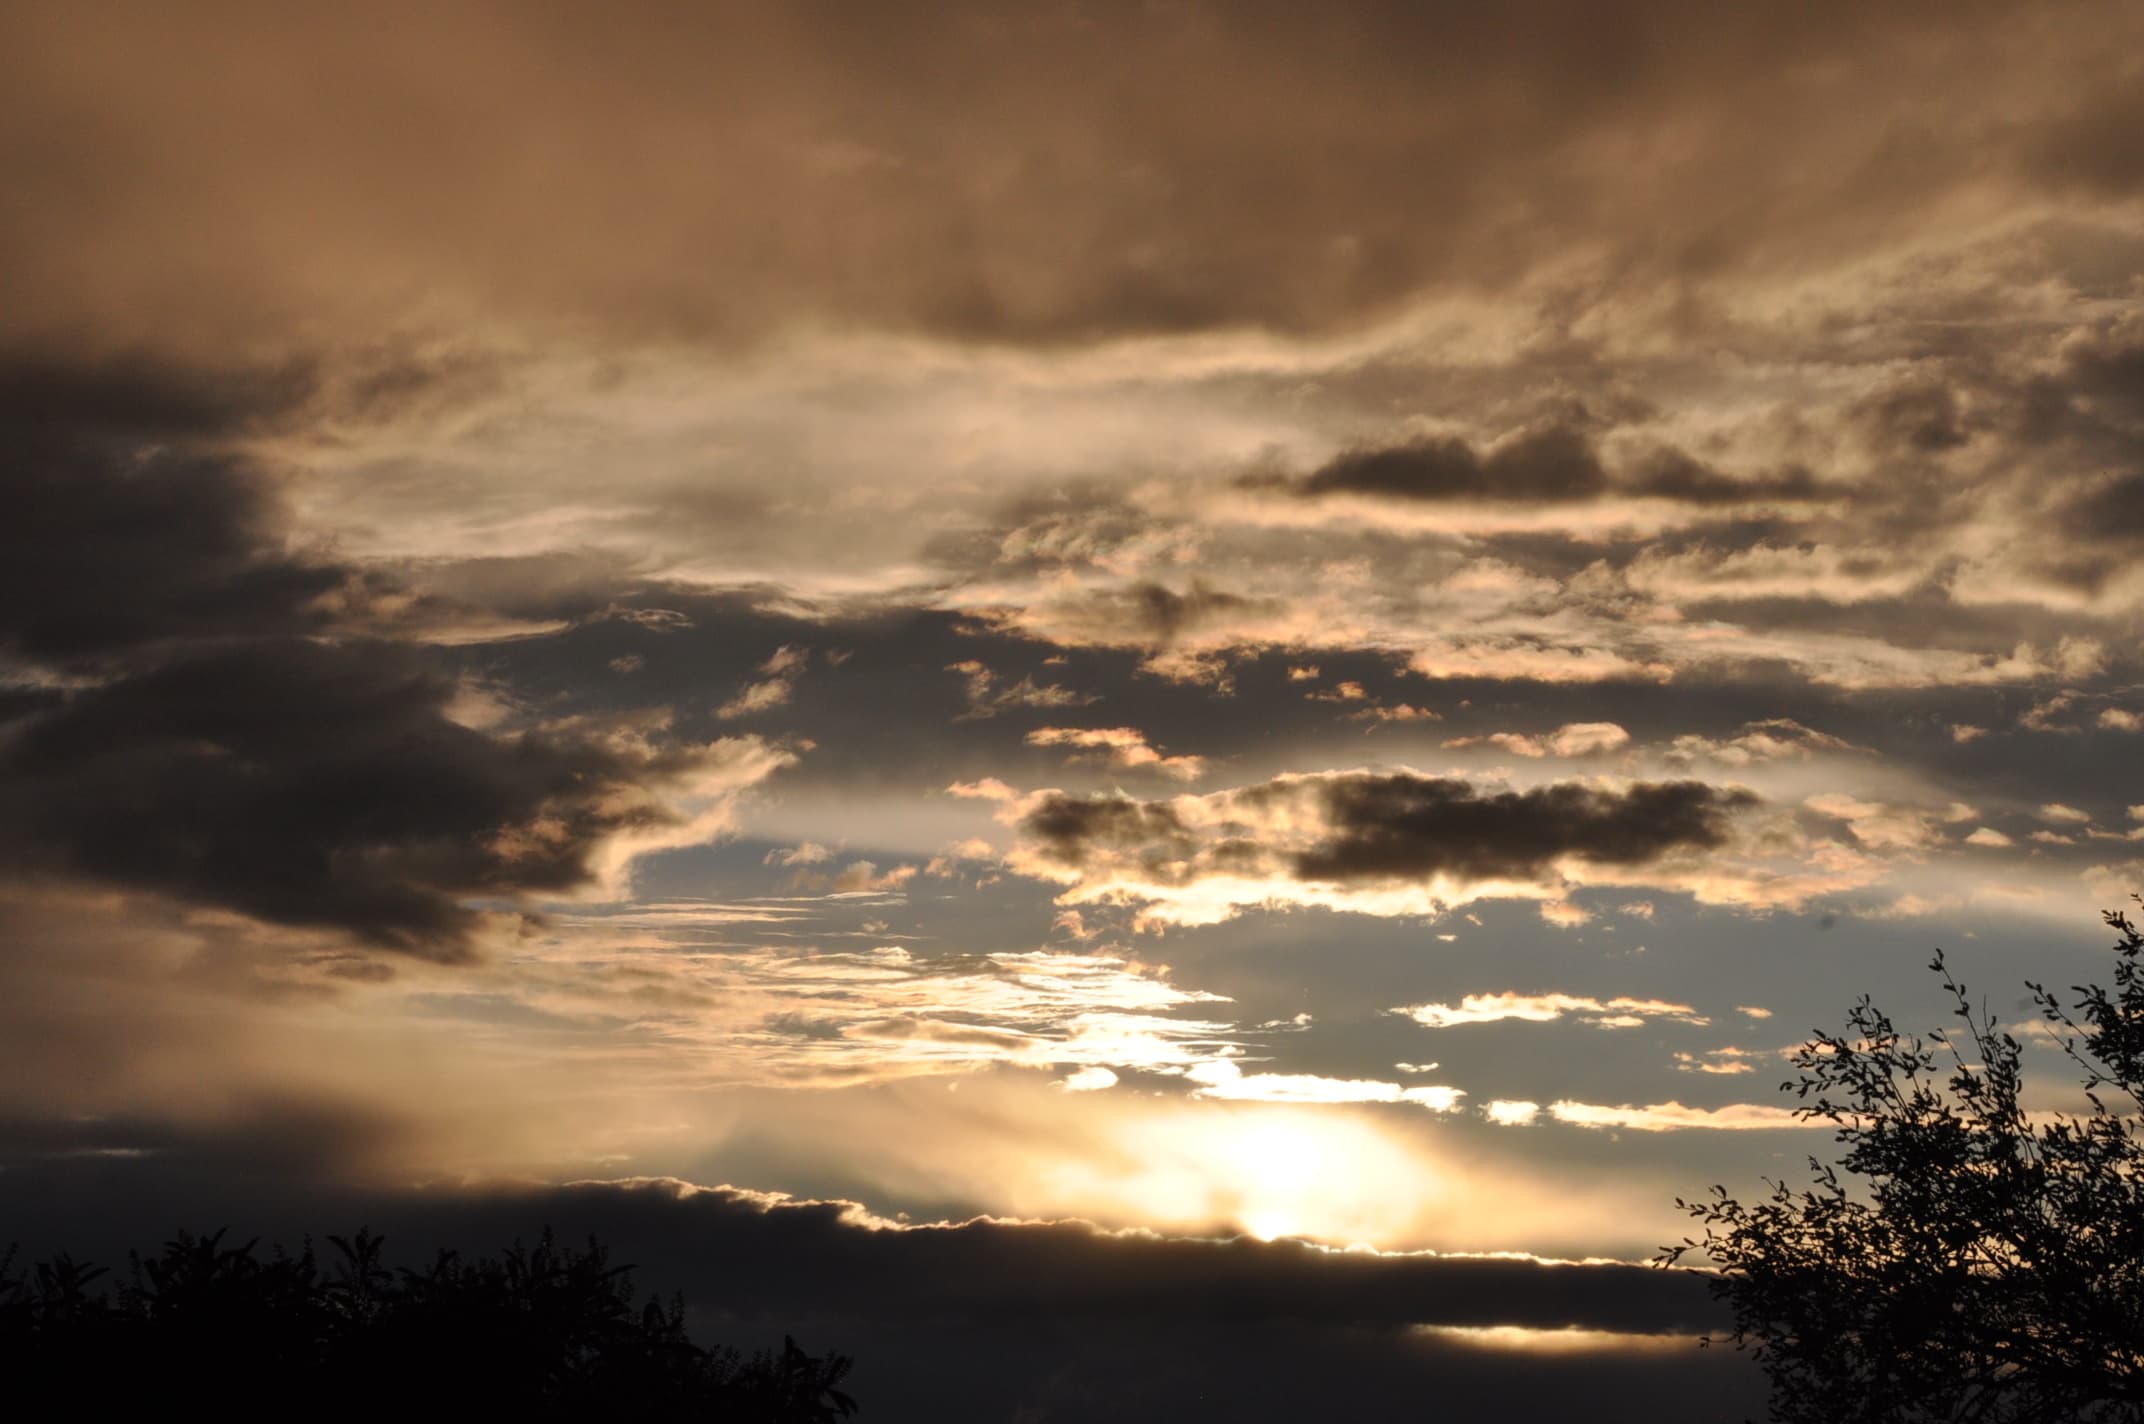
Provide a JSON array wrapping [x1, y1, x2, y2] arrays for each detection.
[[0, 1225, 857, 1419], [1660, 906, 2144, 1422]]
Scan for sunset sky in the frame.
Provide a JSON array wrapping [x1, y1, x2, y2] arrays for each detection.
[[5, 3, 2143, 1416]]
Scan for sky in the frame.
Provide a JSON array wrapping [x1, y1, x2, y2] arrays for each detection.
[[3, 2, 2143, 1417]]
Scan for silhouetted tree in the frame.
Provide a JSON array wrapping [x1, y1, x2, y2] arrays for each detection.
[[0, 1225, 856, 1419], [1661, 906, 2144, 1423]]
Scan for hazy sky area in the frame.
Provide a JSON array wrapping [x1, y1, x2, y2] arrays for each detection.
[[4, 3, 2143, 1416]]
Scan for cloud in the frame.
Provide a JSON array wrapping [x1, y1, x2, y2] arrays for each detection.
[[1541, 1101, 1812, 1132], [946, 777, 1019, 802], [0, 639, 788, 956], [1004, 771, 1787, 927], [0, 1160, 1707, 1335], [1347, 702, 1440, 728], [1801, 794, 1951, 853], [1665, 719, 1855, 767], [1396, 993, 1707, 1031], [1671, 1048, 1757, 1076], [0, 360, 791, 956], [1026, 725, 1206, 780], [946, 660, 1098, 719], [782, 859, 923, 895], [716, 644, 809, 720], [0, 356, 340, 666], [0, 1166, 1763, 1420], [1186, 1059, 1466, 1112], [1299, 426, 1607, 503], [924, 838, 999, 877], [1293, 776, 1753, 884], [1295, 427, 1827, 512], [0, 0, 2133, 363], [565, 943, 1242, 1089], [833, 861, 919, 893], [1446, 723, 1629, 758]]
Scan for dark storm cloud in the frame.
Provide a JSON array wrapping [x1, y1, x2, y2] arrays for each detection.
[[1300, 426, 1607, 502], [1295, 427, 1830, 508], [2059, 471, 2144, 539], [0, 639, 708, 956], [2057, 329, 2144, 427], [527, 1180, 1716, 1333], [1020, 796, 1197, 870], [1123, 580, 1266, 643], [1016, 774, 1757, 893], [0, 357, 342, 664], [1298, 777, 1755, 883], [1624, 451, 1830, 506], [1851, 381, 1971, 454], [0, 353, 315, 439], [2008, 322, 2144, 454], [0, 359, 766, 956]]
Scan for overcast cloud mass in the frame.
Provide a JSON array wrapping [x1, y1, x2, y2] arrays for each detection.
[[3, 2, 2142, 1417]]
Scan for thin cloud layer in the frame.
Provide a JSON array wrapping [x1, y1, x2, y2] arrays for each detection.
[[6, 3, 2139, 350]]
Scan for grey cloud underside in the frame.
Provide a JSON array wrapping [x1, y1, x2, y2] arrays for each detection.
[[0, 358, 341, 664], [4, 2, 2140, 351], [0, 1149, 1762, 1422], [0, 361, 743, 956], [0, 640, 690, 954], [1297, 426, 1610, 502], [1294, 777, 1754, 882], [1292, 425, 1827, 506], [895, 307, 2144, 720], [1020, 775, 1754, 887], [436, 581, 2142, 839]]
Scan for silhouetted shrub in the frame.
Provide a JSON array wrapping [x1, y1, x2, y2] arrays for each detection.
[[1661, 906, 2144, 1422], [0, 1226, 856, 1419]]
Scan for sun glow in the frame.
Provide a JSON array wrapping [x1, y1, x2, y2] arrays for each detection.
[[1415, 1325, 1694, 1354], [1094, 1103, 1446, 1246], [1221, 1118, 1339, 1240]]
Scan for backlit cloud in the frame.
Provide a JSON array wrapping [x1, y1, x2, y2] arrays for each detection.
[[1004, 770, 1787, 926], [1025, 725, 1207, 780], [1397, 993, 1708, 1031]]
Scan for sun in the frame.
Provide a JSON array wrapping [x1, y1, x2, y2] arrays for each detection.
[[1218, 1117, 1332, 1240], [1089, 1104, 1445, 1246]]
